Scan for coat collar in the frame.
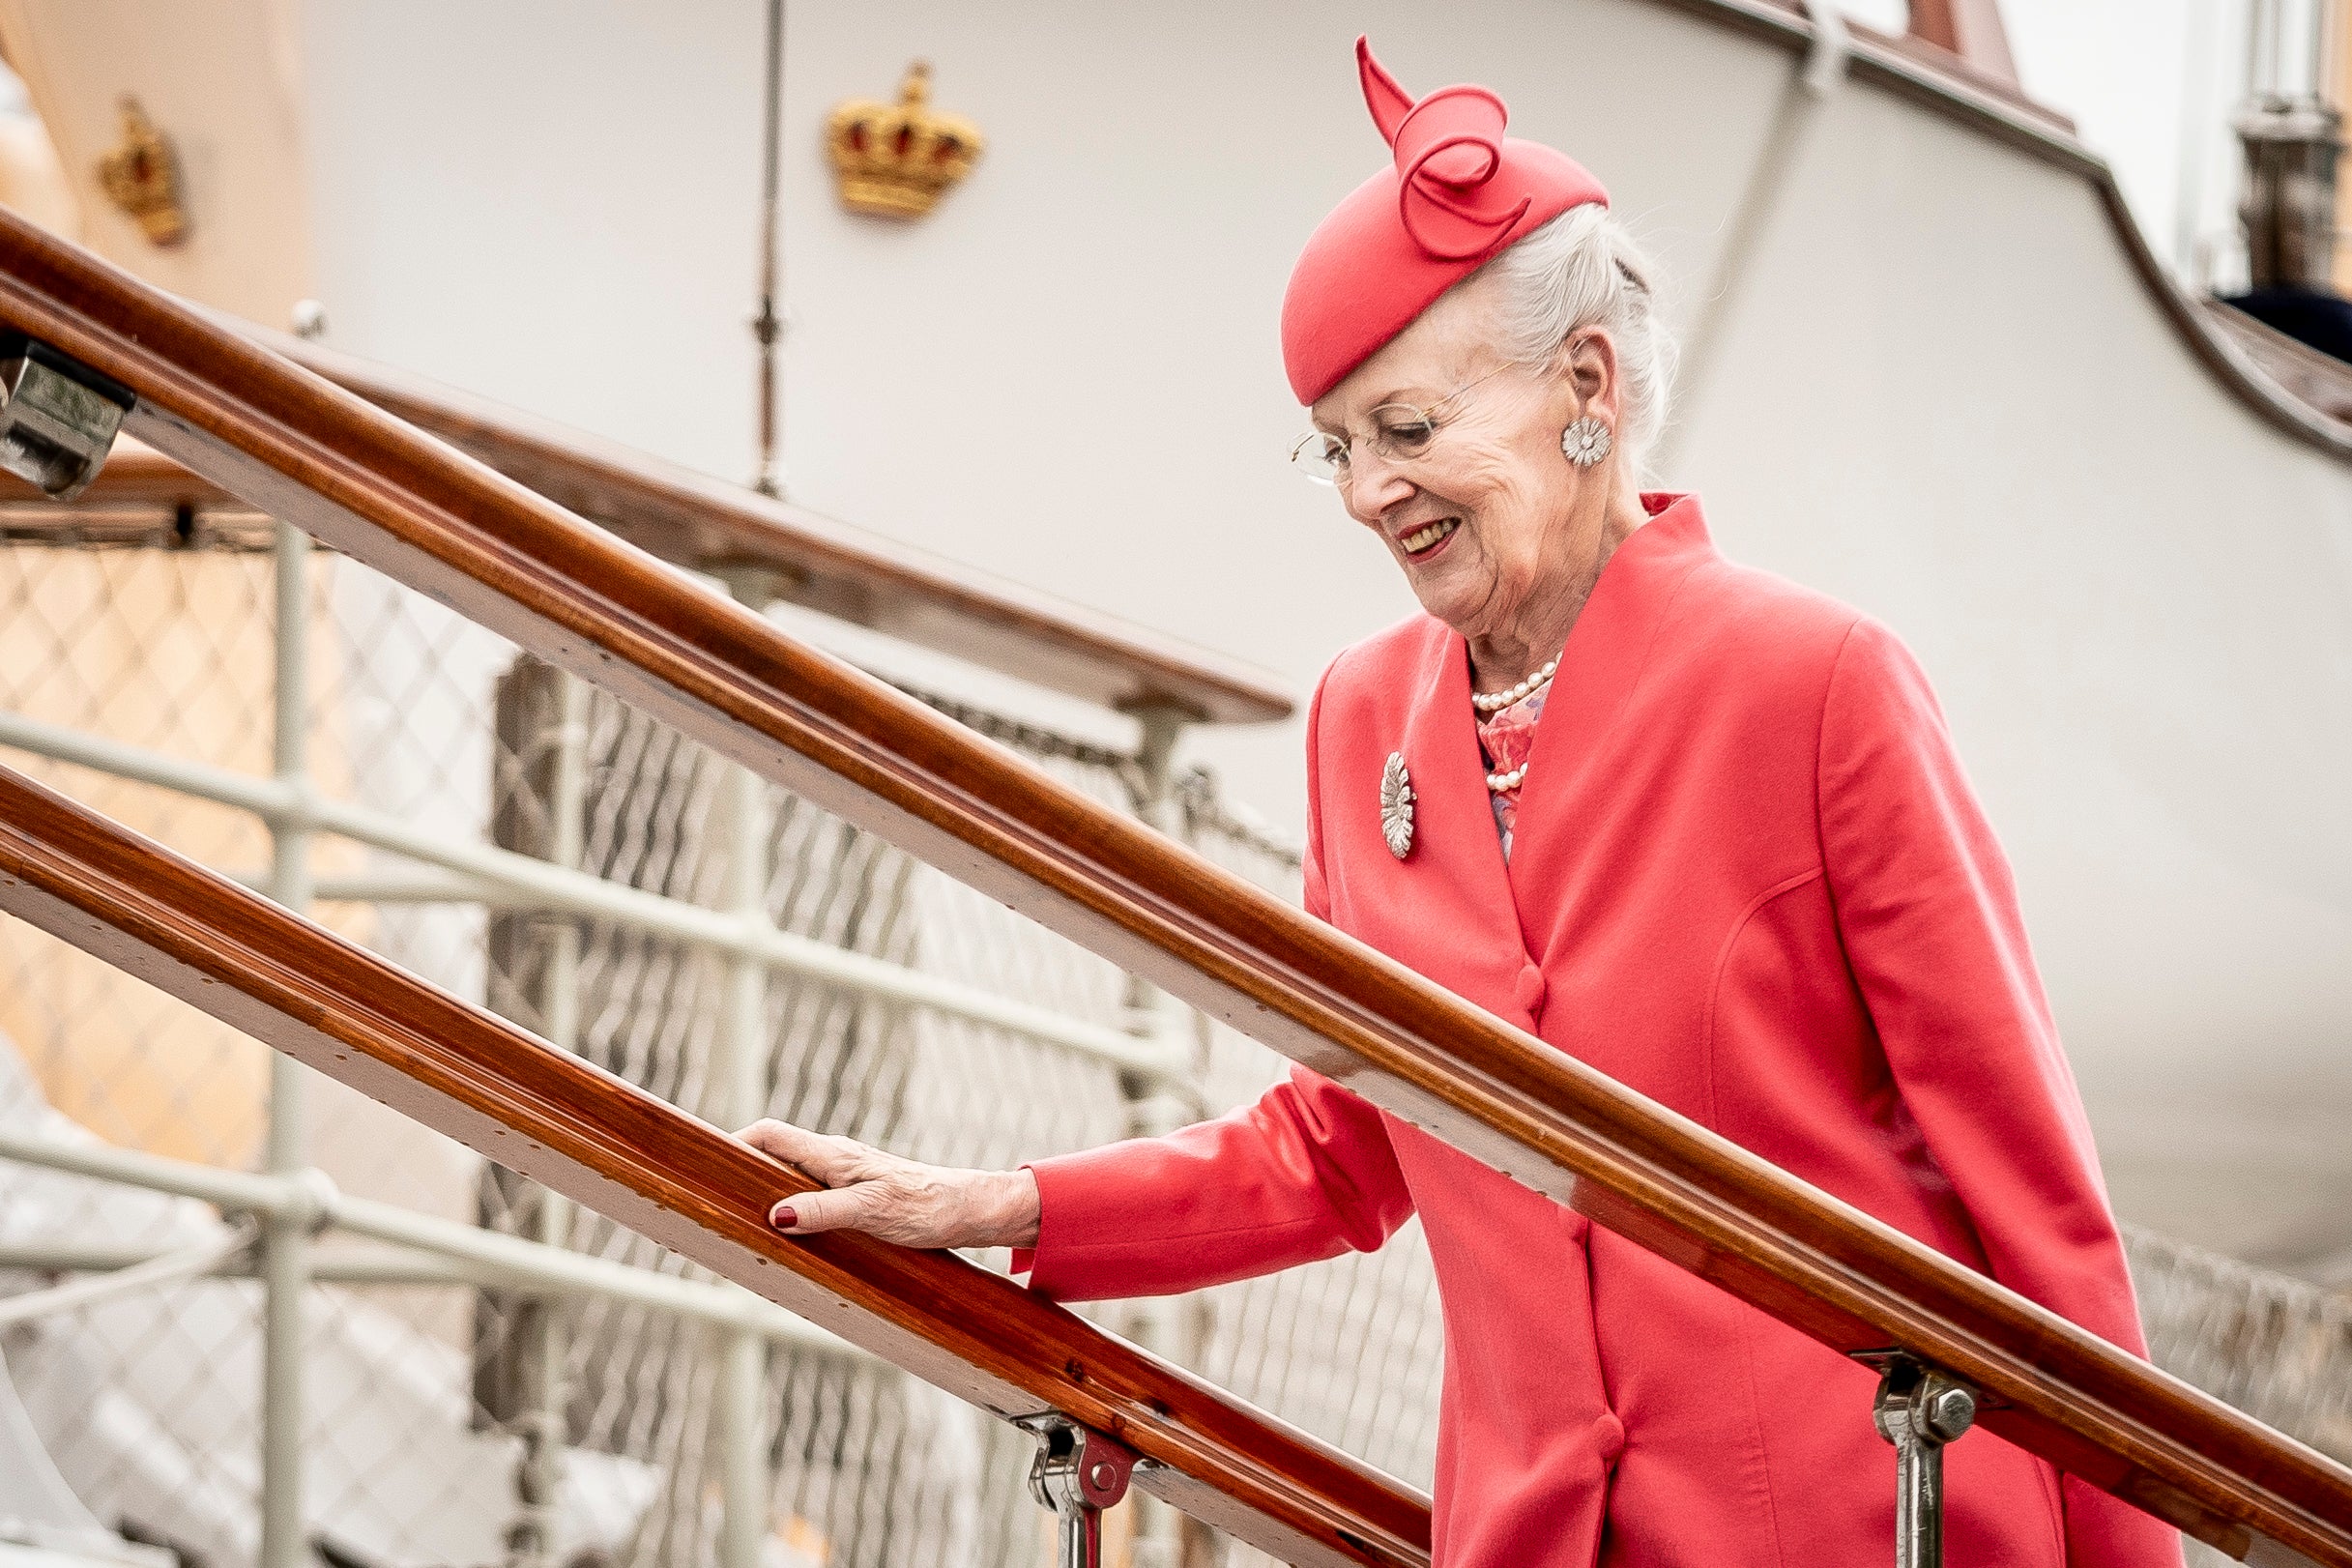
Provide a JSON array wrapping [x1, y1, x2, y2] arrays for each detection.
[[1499, 493, 1715, 936], [1388, 494, 1716, 960]]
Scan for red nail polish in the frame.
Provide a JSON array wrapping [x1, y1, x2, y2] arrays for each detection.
[[772, 1205, 798, 1230]]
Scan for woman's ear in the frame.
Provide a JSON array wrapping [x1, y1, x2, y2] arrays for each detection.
[[1562, 329, 1621, 421]]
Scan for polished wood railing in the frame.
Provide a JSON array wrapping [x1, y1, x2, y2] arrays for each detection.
[[0, 209, 2346, 1564], [0, 762, 1427, 1568]]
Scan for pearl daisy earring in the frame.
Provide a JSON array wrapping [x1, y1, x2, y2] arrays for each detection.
[[1561, 416, 1612, 468]]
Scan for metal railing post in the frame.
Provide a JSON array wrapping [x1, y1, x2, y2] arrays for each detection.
[[508, 670, 590, 1568], [259, 519, 314, 1568], [713, 571, 778, 1568], [1017, 1413, 1136, 1568], [1120, 705, 1210, 1568], [1869, 1352, 1978, 1568]]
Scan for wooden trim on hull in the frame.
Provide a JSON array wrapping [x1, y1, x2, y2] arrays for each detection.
[[0, 764, 1431, 1568], [0, 210, 2346, 1563]]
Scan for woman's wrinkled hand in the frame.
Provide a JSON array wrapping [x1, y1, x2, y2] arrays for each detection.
[[736, 1118, 1041, 1251]]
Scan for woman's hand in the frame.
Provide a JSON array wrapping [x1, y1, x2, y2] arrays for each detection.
[[736, 1118, 1041, 1250]]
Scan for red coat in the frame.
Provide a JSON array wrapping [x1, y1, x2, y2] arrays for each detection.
[[1022, 496, 2179, 1568]]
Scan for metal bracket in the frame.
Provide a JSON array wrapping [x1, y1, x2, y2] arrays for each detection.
[[1860, 1351, 1978, 1568], [1014, 1412, 1136, 1568], [0, 334, 133, 500]]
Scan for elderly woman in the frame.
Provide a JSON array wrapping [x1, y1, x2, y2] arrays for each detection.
[[740, 39, 2178, 1568]]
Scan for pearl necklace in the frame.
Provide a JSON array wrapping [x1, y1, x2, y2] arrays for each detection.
[[1470, 655, 1559, 714], [1474, 653, 1558, 793], [1486, 760, 1530, 794]]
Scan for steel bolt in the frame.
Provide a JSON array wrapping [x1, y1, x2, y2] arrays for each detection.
[[1924, 1382, 1976, 1442]]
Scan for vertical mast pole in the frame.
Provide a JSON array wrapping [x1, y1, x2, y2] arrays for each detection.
[[751, 0, 786, 498]]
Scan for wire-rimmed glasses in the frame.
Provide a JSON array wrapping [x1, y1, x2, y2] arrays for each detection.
[[1290, 363, 1513, 486]]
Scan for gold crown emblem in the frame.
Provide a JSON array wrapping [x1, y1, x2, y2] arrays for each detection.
[[96, 96, 189, 247], [826, 62, 983, 219]]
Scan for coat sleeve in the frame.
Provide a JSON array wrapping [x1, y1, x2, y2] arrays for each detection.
[[1016, 673, 1415, 1302], [1817, 619, 2182, 1568]]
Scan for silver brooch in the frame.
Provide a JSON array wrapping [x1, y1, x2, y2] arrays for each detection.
[[1379, 751, 1415, 859]]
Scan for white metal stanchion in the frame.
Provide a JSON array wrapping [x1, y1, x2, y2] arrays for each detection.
[[508, 669, 591, 1568], [714, 574, 779, 1568], [1118, 706, 1211, 1568], [259, 519, 316, 1568]]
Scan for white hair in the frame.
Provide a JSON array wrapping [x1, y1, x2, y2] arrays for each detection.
[[1466, 203, 1677, 479]]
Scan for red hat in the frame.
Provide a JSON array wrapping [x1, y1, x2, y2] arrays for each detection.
[[1280, 39, 1610, 405]]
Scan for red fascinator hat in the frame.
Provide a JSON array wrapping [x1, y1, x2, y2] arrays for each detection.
[[1280, 39, 1609, 406]]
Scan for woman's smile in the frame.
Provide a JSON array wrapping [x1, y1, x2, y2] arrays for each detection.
[[1399, 516, 1462, 558]]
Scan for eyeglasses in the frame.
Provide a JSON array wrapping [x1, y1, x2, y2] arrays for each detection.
[[1290, 363, 1513, 486]]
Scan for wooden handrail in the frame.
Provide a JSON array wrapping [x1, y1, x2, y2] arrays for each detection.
[[0, 763, 1429, 1568], [0, 329, 1292, 726], [0, 210, 2345, 1563]]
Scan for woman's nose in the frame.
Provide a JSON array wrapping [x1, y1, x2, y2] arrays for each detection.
[[1341, 450, 1415, 523]]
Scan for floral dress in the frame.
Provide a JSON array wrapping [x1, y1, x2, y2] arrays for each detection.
[[1475, 682, 1548, 862]]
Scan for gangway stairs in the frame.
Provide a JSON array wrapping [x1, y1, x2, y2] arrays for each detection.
[[0, 204, 2346, 1568]]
